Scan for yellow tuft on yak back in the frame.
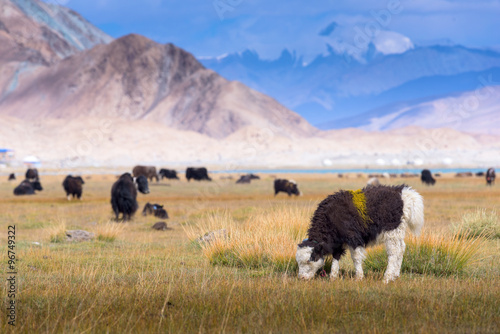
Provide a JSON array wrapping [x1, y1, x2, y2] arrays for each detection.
[[348, 189, 371, 226]]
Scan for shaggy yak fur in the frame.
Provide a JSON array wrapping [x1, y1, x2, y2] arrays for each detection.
[[111, 173, 150, 221], [486, 168, 495, 186], [25, 168, 39, 181], [8, 173, 15, 181], [142, 202, 169, 219], [133, 165, 159, 182], [296, 185, 424, 283], [159, 168, 179, 180], [420, 169, 435, 185], [62, 175, 85, 200], [13, 179, 43, 195], [274, 179, 301, 196], [186, 167, 212, 181]]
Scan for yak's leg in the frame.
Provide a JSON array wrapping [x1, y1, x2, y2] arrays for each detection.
[[67, 194, 71, 201], [349, 247, 366, 280], [383, 227, 406, 283], [330, 258, 340, 280]]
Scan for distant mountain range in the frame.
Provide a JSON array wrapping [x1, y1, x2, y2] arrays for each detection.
[[0, 0, 316, 139], [1, 0, 499, 167], [201, 43, 500, 134]]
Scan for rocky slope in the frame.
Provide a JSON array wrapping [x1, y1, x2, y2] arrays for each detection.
[[0, 33, 317, 138]]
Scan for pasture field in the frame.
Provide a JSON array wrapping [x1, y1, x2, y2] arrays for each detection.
[[0, 173, 499, 333]]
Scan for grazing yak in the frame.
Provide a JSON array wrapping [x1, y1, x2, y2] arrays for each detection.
[[111, 173, 150, 221], [186, 167, 212, 181], [159, 168, 179, 180], [25, 168, 39, 180], [486, 168, 496, 186], [133, 165, 159, 182], [62, 175, 85, 200], [236, 174, 259, 184], [142, 203, 169, 219], [296, 185, 424, 283], [420, 169, 436, 185], [13, 179, 43, 195], [274, 179, 301, 196], [8, 173, 15, 181]]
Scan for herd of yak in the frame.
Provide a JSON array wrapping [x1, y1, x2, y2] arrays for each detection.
[[7, 165, 496, 222]]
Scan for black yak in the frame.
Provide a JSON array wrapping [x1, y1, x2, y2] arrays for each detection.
[[133, 165, 159, 182], [8, 173, 15, 181], [25, 168, 39, 181], [13, 179, 43, 195], [236, 174, 260, 183], [486, 168, 496, 186], [420, 169, 436, 185], [142, 203, 169, 219], [110, 173, 150, 221], [62, 175, 85, 200], [296, 185, 424, 283], [274, 179, 301, 196], [159, 168, 179, 180], [186, 167, 212, 181]]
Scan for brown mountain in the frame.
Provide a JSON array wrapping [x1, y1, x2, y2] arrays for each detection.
[[0, 32, 317, 138], [0, 0, 112, 64]]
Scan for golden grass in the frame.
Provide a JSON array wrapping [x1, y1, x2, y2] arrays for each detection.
[[46, 220, 67, 243], [93, 221, 126, 242], [0, 173, 499, 333], [365, 229, 489, 276], [452, 208, 500, 239], [185, 206, 311, 272]]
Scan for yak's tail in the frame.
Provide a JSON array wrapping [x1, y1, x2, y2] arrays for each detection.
[[401, 186, 424, 236]]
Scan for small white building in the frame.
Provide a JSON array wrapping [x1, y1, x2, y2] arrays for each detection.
[[0, 148, 15, 167], [23, 155, 41, 168]]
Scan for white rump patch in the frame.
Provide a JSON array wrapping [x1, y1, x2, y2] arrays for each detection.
[[296, 246, 324, 280], [401, 186, 424, 236]]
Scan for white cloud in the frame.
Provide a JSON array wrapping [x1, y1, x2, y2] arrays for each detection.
[[373, 31, 414, 55]]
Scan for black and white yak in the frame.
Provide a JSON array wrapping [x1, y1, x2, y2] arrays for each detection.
[[111, 173, 150, 221], [486, 168, 495, 186], [296, 185, 424, 283]]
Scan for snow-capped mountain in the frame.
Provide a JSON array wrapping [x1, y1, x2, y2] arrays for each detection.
[[201, 34, 500, 131]]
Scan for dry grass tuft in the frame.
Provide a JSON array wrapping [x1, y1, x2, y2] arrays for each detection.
[[46, 220, 67, 243], [452, 208, 500, 239], [365, 229, 489, 276], [94, 221, 125, 242], [185, 206, 311, 272]]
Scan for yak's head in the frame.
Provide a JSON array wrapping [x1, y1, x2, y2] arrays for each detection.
[[288, 180, 302, 196], [296, 239, 326, 280], [33, 180, 43, 191], [135, 175, 150, 194]]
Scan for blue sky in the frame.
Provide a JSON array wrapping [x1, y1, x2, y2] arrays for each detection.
[[45, 0, 500, 61]]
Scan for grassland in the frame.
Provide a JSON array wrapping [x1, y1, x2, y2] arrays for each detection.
[[0, 173, 499, 333]]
